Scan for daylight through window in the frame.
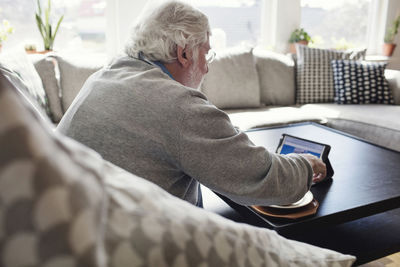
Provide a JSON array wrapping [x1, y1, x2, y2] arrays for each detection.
[[300, 0, 372, 50], [187, 0, 261, 50], [0, 0, 106, 53]]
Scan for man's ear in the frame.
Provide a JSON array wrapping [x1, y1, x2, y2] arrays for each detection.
[[177, 46, 192, 68]]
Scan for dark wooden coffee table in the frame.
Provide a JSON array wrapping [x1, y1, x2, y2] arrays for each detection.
[[203, 122, 400, 265]]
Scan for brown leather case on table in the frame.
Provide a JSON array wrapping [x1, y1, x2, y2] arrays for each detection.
[[251, 199, 319, 219]]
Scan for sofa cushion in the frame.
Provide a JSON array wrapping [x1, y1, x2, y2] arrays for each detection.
[[301, 103, 400, 131], [296, 45, 366, 104], [385, 69, 400, 105], [331, 60, 393, 104], [201, 47, 260, 109], [32, 55, 64, 122], [253, 48, 296, 105], [0, 62, 51, 123], [55, 55, 104, 112], [327, 118, 400, 152], [300, 103, 400, 151], [0, 71, 356, 267], [226, 106, 327, 131], [0, 49, 51, 119], [0, 74, 106, 266]]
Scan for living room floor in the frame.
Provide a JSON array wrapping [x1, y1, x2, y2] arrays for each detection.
[[360, 252, 400, 266]]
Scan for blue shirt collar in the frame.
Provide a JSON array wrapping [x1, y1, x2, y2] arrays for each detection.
[[152, 60, 174, 80], [138, 52, 175, 80]]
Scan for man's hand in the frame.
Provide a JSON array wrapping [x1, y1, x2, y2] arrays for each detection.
[[302, 154, 327, 183]]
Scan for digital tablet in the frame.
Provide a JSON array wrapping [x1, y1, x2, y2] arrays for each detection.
[[276, 134, 330, 160], [276, 134, 334, 181]]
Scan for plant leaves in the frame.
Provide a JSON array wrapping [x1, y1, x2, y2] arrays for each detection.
[[35, 14, 45, 40], [37, 0, 42, 16], [53, 15, 64, 41], [35, 0, 63, 51]]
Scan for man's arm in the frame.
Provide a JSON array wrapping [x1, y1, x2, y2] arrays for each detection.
[[176, 94, 318, 206]]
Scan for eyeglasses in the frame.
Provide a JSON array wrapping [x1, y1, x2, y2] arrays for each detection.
[[169, 47, 216, 64], [205, 49, 216, 64]]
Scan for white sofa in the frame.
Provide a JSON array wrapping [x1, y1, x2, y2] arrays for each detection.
[[0, 50, 358, 266], [29, 47, 400, 153]]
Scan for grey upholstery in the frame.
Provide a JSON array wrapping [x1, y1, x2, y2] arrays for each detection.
[[56, 55, 104, 112], [253, 48, 296, 106], [23, 49, 400, 153]]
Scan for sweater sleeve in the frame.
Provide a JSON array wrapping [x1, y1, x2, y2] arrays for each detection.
[[177, 94, 313, 206]]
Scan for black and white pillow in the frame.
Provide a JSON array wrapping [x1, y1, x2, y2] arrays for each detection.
[[331, 60, 394, 104], [296, 45, 366, 104]]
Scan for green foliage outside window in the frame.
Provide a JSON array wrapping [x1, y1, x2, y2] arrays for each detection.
[[384, 15, 400, 44], [0, 19, 14, 45]]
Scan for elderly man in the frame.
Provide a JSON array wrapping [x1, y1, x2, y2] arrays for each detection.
[[57, 1, 326, 207]]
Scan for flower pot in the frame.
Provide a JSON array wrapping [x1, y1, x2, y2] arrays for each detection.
[[25, 49, 52, 55], [289, 40, 309, 54], [25, 49, 37, 54], [382, 43, 396, 57], [37, 50, 53, 54]]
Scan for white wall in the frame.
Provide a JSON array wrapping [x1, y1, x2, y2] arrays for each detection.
[[260, 0, 300, 53]]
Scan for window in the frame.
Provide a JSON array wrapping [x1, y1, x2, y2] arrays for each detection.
[[188, 0, 262, 50], [2, 0, 391, 57], [300, 0, 372, 50], [0, 0, 106, 53]]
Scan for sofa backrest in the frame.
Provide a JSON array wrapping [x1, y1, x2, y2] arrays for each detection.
[[55, 55, 104, 112], [386, 69, 400, 105], [33, 55, 64, 122], [33, 50, 400, 119], [0, 49, 58, 122], [200, 47, 261, 109], [200, 47, 297, 109], [253, 48, 296, 106]]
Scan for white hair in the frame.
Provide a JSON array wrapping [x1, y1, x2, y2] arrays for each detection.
[[125, 1, 210, 63]]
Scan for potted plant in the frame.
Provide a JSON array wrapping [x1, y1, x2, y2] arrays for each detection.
[[24, 43, 37, 54], [0, 19, 14, 52], [35, 0, 64, 53], [383, 14, 400, 57], [289, 28, 312, 54]]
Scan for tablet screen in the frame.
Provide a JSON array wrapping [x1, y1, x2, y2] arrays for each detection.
[[278, 135, 326, 159]]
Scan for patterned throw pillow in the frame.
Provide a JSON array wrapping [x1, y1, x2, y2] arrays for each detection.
[[0, 71, 357, 267], [296, 45, 366, 104], [331, 60, 394, 104], [0, 74, 106, 266], [103, 163, 356, 267]]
